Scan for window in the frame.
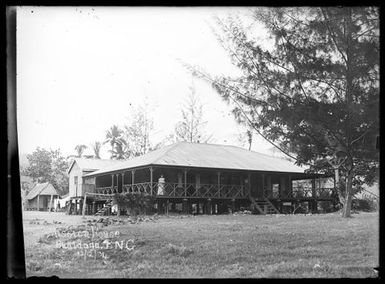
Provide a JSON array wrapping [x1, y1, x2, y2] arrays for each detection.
[[74, 176, 78, 185]]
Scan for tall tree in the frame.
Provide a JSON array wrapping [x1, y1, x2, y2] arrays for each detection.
[[124, 103, 154, 157], [74, 144, 87, 158], [104, 125, 127, 160], [22, 147, 69, 194], [90, 141, 102, 159], [187, 7, 379, 217], [174, 80, 212, 143]]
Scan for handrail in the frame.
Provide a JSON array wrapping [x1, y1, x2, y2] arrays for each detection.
[[95, 182, 245, 198]]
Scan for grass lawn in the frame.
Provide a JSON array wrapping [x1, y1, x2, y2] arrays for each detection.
[[23, 211, 379, 278]]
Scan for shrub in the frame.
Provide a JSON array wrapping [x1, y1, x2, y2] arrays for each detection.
[[114, 192, 156, 215], [318, 201, 333, 213], [352, 198, 377, 212]]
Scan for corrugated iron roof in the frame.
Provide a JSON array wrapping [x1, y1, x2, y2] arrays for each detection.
[[26, 182, 60, 200], [67, 158, 125, 173], [84, 142, 306, 177]]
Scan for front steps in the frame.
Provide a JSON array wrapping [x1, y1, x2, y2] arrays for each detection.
[[250, 197, 280, 215], [94, 199, 114, 216]]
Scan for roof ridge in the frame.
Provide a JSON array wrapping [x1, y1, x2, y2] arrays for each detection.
[[36, 182, 49, 196], [226, 145, 292, 160], [151, 142, 182, 164], [169, 141, 289, 161], [74, 157, 121, 161]]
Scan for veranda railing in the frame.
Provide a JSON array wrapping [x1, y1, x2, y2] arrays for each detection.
[[95, 182, 246, 198], [263, 187, 336, 199]]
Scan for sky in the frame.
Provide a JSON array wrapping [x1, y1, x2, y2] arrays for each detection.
[[16, 6, 275, 159]]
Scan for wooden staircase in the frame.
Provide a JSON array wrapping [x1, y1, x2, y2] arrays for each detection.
[[250, 197, 280, 215], [94, 199, 114, 216]]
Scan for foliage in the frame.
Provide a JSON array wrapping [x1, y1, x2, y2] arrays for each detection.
[[90, 141, 102, 159], [22, 147, 69, 194], [174, 81, 212, 143], [123, 102, 157, 157], [105, 100, 160, 159], [352, 197, 377, 212], [113, 192, 156, 215], [74, 144, 87, 158], [243, 129, 253, 150], [104, 125, 127, 160], [318, 201, 336, 213], [187, 7, 379, 217]]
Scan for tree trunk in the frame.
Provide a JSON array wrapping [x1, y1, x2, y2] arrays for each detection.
[[341, 9, 354, 218], [334, 167, 346, 207], [342, 170, 354, 218]]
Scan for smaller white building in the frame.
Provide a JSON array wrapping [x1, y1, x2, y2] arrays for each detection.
[[67, 158, 124, 198]]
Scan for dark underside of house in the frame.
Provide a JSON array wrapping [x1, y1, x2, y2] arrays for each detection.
[[68, 165, 338, 216]]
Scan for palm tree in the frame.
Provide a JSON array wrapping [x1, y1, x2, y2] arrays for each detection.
[[104, 125, 127, 159], [114, 139, 129, 160], [91, 141, 102, 159], [74, 144, 87, 158]]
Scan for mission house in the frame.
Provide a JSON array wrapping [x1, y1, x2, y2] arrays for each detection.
[[67, 142, 336, 215]]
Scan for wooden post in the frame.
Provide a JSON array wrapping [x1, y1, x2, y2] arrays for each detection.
[[48, 194, 53, 212], [280, 176, 286, 198], [261, 173, 265, 193], [231, 199, 235, 213], [184, 169, 187, 197], [92, 201, 96, 215], [311, 200, 318, 214], [74, 199, 77, 215], [256, 173, 263, 199], [166, 200, 169, 215], [311, 178, 316, 198], [288, 175, 292, 198], [217, 172, 221, 197], [132, 170, 135, 192], [37, 195, 40, 211], [122, 172, 125, 193], [150, 167, 153, 195], [182, 198, 188, 214], [248, 172, 252, 198], [266, 175, 271, 198], [207, 199, 212, 215], [111, 174, 114, 193], [82, 194, 87, 216]]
